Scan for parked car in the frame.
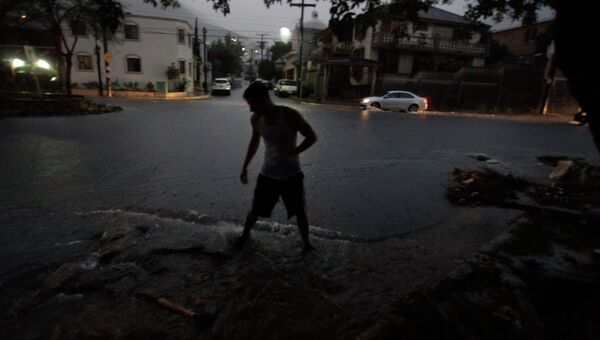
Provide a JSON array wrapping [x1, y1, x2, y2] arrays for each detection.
[[211, 78, 231, 95], [572, 109, 588, 125], [274, 79, 298, 97], [360, 91, 428, 112], [253, 78, 272, 90]]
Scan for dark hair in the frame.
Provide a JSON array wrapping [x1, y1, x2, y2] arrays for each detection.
[[243, 81, 270, 101]]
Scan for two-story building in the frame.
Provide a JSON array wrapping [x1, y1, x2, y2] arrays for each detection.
[[283, 11, 327, 80], [66, 0, 224, 94], [306, 5, 490, 101], [492, 19, 554, 59]]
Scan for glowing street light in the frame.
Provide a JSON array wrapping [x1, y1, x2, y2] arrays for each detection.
[[280, 27, 290, 43], [35, 59, 50, 70], [11, 58, 25, 68]]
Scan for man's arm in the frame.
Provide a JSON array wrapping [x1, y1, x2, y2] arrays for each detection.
[[291, 110, 317, 156], [240, 114, 260, 185]]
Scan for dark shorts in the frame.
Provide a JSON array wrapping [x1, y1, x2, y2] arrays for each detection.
[[252, 172, 306, 219]]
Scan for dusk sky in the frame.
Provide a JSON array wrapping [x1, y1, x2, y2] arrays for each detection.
[[181, 0, 461, 42], [181, 0, 555, 42]]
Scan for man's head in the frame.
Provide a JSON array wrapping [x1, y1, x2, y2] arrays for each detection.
[[244, 82, 272, 114]]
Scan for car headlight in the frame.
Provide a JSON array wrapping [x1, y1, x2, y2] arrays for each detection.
[[361, 98, 370, 104]]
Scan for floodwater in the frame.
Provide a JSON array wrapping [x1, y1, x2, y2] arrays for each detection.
[[1, 89, 599, 337]]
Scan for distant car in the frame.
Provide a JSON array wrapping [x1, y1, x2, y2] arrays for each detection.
[[274, 79, 298, 97], [252, 78, 272, 90], [573, 110, 588, 125], [360, 91, 428, 112], [211, 78, 231, 95]]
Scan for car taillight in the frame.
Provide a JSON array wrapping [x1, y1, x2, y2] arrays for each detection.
[[424, 97, 428, 104]]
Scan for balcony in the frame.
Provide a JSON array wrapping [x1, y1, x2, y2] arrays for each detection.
[[373, 32, 489, 56], [332, 41, 354, 56]]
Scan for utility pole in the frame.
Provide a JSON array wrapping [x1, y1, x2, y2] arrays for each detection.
[[193, 18, 201, 87], [291, 0, 315, 99], [257, 33, 267, 62], [203, 27, 208, 94]]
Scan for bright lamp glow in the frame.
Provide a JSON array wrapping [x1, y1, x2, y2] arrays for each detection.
[[11, 58, 25, 68], [280, 27, 290, 43], [35, 59, 50, 69]]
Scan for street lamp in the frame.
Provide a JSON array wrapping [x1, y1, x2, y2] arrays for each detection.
[[280, 27, 290, 43]]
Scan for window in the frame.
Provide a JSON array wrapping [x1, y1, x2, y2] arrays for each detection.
[[76, 54, 92, 71], [71, 20, 86, 36], [179, 60, 185, 74], [126, 56, 141, 73], [178, 28, 185, 44], [124, 23, 139, 40], [398, 92, 414, 99]]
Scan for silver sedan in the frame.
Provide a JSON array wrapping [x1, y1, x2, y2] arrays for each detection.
[[360, 91, 428, 112]]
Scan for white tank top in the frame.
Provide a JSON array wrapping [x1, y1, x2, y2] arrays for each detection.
[[258, 107, 301, 179]]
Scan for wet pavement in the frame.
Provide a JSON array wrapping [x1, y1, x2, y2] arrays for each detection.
[[2, 88, 598, 235], [1, 87, 599, 338]]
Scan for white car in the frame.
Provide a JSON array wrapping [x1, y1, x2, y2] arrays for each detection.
[[274, 79, 298, 97], [360, 91, 428, 112], [211, 78, 231, 95]]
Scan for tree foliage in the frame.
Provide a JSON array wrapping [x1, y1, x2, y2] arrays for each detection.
[[207, 33, 244, 77], [269, 41, 291, 61], [258, 60, 276, 80]]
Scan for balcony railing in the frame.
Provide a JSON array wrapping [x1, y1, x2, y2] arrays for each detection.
[[374, 33, 488, 56], [332, 41, 354, 55]]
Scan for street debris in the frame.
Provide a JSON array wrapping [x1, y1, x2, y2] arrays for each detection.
[[448, 156, 600, 211], [548, 160, 573, 179], [467, 153, 491, 161]]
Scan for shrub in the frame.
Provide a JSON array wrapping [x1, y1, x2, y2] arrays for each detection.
[[145, 82, 155, 91], [175, 77, 190, 91], [82, 81, 99, 89], [123, 81, 140, 91]]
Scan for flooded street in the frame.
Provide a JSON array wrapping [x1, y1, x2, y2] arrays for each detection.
[[2, 89, 599, 338]]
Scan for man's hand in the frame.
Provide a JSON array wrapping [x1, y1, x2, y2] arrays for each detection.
[[240, 168, 248, 185]]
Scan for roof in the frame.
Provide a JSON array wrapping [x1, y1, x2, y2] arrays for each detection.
[[120, 0, 195, 26], [120, 0, 230, 36], [418, 6, 470, 25], [491, 18, 555, 33], [304, 18, 327, 30]]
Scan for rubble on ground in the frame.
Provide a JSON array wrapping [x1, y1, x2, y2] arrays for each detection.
[[448, 156, 600, 211]]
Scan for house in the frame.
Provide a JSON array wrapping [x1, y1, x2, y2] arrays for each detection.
[[492, 19, 554, 59], [283, 11, 327, 80], [306, 5, 490, 101], [66, 0, 200, 94]]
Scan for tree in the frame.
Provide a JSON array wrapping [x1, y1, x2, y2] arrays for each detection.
[[270, 41, 292, 62], [258, 60, 276, 80], [34, 0, 88, 95], [207, 34, 244, 77], [7, 0, 175, 95], [86, 0, 124, 96]]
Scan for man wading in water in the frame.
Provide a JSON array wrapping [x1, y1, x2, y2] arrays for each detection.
[[235, 82, 317, 252]]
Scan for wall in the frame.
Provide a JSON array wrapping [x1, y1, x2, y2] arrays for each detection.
[[377, 64, 554, 112], [492, 21, 554, 57], [65, 15, 194, 92]]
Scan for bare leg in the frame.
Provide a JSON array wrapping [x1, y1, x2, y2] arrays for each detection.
[[234, 210, 258, 250], [296, 211, 314, 252]]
